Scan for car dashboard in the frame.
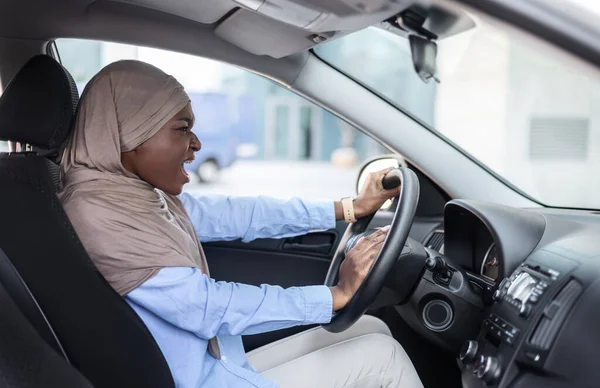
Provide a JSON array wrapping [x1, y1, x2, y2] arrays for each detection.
[[415, 200, 600, 388]]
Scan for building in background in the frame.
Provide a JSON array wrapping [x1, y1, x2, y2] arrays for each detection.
[[219, 66, 388, 162], [434, 22, 600, 207]]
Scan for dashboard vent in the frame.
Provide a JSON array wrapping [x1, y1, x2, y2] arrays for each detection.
[[530, 280, 582, 350], [426, 231, 445, 252]]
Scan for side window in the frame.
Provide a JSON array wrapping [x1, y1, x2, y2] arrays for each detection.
[[55, 39, 388, 200]]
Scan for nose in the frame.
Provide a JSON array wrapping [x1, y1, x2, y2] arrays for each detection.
[[190, 133, 201, 152]]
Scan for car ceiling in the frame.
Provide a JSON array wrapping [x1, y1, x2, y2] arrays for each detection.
[[0, 0, 412, 57], [0, 0, 426, 87], [3, 0, 600, 85]]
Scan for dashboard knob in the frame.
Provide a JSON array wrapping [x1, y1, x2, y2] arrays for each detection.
[[459, 340, 478, 364], [476, 356, 501, 383], [493, 289, 503, 302], [519, 302, 531, 317], [425, 255, 447, 272]]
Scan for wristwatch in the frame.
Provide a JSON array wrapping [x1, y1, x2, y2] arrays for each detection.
[[341, 197, 357, 224]]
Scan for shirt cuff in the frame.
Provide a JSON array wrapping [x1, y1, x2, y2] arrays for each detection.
[[300, 285, 333, 324], [307, 201, 336, 231]]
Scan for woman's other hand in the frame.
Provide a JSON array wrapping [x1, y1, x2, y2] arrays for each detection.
[[329, 226, 389, 311], [354, 167, 401, 218]]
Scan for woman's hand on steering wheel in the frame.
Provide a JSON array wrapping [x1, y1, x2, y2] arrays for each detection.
[[329, 226, 390, 311], [353, 167, 401, 218], [324, 167, 419, 332]]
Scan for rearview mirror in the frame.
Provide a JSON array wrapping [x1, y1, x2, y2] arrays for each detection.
[[357, 156, 406, 210], [409, 35, 439, 84]]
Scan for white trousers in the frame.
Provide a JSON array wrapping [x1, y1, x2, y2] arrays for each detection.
[[246, 315, 424, 388]]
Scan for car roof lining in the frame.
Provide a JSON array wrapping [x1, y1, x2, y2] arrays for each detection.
[[0, 0, 411, 75], [0, 0, 483, 88], [1, 1, 313, 87]]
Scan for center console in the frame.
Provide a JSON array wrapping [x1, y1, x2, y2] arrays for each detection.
[[458, 256, 581, 387]]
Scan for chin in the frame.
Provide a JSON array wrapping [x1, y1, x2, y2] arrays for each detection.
[[169, 187, 184, 196], [160, 184, 184, 196]]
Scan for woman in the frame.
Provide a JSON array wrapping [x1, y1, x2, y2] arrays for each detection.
[[58, 60, 423, 388]]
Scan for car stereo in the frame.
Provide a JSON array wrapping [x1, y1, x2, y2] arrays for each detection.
[[460, 263, 563, 385], [492, 264, 558, 318]]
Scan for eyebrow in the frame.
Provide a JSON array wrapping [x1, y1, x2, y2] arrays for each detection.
[[177, 117, 193, 126]]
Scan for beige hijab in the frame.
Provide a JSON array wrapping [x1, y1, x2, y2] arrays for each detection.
[[57, 60, 219, 358]]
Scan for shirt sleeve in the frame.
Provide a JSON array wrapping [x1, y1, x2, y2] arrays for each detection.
[[125, 267, 333, 338], [179, 192, 336, 243]]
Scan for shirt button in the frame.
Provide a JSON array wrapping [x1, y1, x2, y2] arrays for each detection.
[[221, 355, 227, 362]]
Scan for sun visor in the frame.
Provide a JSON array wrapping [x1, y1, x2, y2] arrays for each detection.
[[218, 0, 413, 58], [215, 9, 319, 58], [111, 0, 237, 24], [233, 0, 414, 32]]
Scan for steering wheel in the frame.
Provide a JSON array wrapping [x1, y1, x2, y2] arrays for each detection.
[[322, 167, 420, 333]]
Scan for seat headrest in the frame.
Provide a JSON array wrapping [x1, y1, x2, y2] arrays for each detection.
[[0, 55, 78, 149]]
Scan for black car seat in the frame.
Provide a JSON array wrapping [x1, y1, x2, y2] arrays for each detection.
[[0, 276, 93, 387], [0, 55, 175, 387]]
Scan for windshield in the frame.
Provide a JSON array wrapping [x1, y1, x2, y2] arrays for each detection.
[[314, 9, 600, 210]]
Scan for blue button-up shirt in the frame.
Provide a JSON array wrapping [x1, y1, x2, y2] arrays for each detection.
[[125, 193, 336, 387]]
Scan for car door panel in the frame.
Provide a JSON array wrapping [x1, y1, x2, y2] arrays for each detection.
[[204, 221, 345, 286]]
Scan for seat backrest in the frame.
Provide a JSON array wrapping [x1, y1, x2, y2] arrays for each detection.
[[0, 247, 67, 360], [0, 55, 175, 387], [0, 275, 93, 388]]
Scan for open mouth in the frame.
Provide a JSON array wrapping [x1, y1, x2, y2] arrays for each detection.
[[180, 164, 189, 178], [180, 157, 195, 179]]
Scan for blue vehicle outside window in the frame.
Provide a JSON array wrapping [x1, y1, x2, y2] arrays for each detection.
[[185, 93, 256, 182]]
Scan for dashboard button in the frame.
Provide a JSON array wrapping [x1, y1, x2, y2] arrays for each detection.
[[525, 352, 542, 364], [519, 303, 532, 317], [493, 289, 503, 301], [548, 268, 560, 278], [529, 294, 539, 303]]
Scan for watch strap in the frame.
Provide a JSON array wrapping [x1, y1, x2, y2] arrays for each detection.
[[341, 197, 357, 224]]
